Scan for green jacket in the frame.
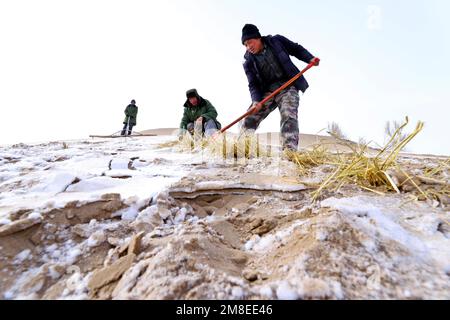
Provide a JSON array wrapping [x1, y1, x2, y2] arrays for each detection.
[[180, 97, 221, 130], [123, 104, 138, 126]]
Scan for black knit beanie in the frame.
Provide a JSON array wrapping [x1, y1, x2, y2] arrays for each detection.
[[241, 24, 261, 44]]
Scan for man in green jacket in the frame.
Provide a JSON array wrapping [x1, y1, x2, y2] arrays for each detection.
[[121, 99, 138, 136], [180, 89, 221, 136]]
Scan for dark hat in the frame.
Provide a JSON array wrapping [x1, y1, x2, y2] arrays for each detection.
[[131, 99, 136, 104], [186, 89, 199, 99], [241, 24, 261, 44]]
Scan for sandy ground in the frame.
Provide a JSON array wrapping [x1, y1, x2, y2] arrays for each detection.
[[141, 128, 449, 159], [0, 132, 448, 300], [140, 128, 367, 153]]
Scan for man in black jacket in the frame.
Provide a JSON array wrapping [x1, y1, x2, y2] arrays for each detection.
[[241, 24, 320, 151]]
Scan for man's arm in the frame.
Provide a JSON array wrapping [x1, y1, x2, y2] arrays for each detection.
[[180, 108, 189, 129], [243, 60, 263, 103], [276, 35, 315, 64]]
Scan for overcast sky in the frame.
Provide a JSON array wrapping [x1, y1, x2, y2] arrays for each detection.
[[0, 0, 449, 155]]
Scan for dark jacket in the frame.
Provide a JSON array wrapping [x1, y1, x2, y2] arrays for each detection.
[[243, 35, 315, 102], [180, 95, 221, 130], [123, 104, 138, 126]]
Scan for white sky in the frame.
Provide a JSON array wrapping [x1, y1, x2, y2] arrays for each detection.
[[0, 0, 449, 155]]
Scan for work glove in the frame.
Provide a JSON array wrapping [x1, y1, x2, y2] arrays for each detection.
[[195, 117, 204, 125], [310, 57, 320, 66]]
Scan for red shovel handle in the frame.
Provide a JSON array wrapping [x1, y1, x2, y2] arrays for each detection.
[[220, 58, 320, 134]]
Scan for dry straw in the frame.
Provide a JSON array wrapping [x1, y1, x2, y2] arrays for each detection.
[[159, 118, 448, 206]]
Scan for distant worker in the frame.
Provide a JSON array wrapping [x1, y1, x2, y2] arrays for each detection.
[[121, 99, 138, 136], [180, 89, 221, 136]]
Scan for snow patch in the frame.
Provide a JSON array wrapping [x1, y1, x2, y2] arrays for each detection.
[[231, 286, 244, 299], [87, 230, 106, 247], [14, 249, 32, 264], [246, 220, 307, 252], [0, 218, 11, 225], [27, 211, 43, 220], [259, 286, 273, 298], [31, 172, 77, 194], [276, 281, 298, 300]]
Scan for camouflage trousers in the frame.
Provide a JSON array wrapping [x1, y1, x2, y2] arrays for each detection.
[[242, 86, 300, 151]]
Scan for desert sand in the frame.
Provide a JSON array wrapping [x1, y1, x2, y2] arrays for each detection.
[[0, 130, 448, 300]]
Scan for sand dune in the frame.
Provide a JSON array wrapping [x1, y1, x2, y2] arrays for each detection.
[[139, 128, 179, 136], [139, 128, 363, 153]]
